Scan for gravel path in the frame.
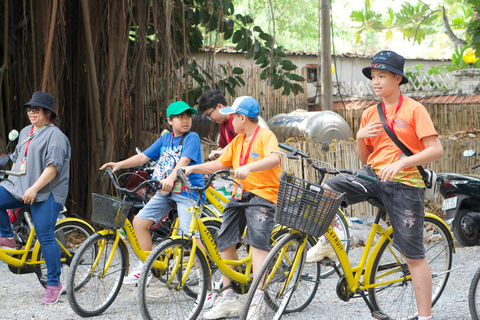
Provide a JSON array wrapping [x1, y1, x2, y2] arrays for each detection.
[[1, 244, 478, 320]]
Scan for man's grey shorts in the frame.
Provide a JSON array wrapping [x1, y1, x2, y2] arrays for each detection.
[[327, 166, 426, 260], [217, 191, 276, 253]]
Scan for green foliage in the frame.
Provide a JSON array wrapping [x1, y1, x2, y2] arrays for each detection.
[[129, 0, 305, 99], [350, 0, 471, 47]]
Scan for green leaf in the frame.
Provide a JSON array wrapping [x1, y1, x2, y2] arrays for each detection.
[[232, 30, 243, 43], [223, 19, 234, 41], [235, 76, 245, 86], [293, 83, 304, 94], [188, 72, 205, 85], [246, 47, 255, 59], [255, 56, 268, 65], [260, 68, 269, 80], [282, 64, 298, 71], [273, 77, 284, 89], [282, 81, 291, 95], [232, 67, 244, 75], [235, 37, 248, 51], [253, 26, 263, 33], [259, 60, 270, 68], [227, 85, 236, 97], [228, 76, 237, 88]]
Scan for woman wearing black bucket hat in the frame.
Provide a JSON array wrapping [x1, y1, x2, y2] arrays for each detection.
[[0, 91, 71, 304], [307, 51, 443, 320]]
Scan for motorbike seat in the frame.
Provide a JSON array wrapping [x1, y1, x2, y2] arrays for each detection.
[[367, 197, 386, 212]]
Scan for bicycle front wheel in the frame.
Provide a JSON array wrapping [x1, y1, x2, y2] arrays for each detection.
[[469, 266, 480, 320], [240, 232, 306, 320], [138, 238, 209, 320], [67, 232, 127, 317], [320, 209, 350, 279], [271, 230, 320, 313], [37, 220, 94, 288], [368, 215, 454, 320]]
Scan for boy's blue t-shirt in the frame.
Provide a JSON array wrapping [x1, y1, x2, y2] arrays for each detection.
[[143, 132, 204, 201]]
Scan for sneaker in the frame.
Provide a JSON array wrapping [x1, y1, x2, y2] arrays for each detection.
[[123, 265, 152, 286], [202, 296, 243, 319], [203, 291, 217, 309], [41, 283, 65, 304], [306, 236, 336, 263], [246, 292, 267, 320], [0, 236, 16, 249]]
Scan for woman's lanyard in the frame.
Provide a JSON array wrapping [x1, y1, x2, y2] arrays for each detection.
[[239, 126, 260, 166], [381, 94, 403, 134], [20, 124, 53, 160]]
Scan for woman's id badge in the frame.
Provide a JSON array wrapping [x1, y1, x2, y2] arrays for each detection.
[[173, 179, 182, 193], [233, 183, 244, 200], [18, 160, 27, 175]]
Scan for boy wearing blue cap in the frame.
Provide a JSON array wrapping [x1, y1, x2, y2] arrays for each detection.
[[100, 101, 204, 285], [183, 96, 281, 319]]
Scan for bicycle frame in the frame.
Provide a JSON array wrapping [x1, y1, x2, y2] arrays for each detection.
[[204, 186, 229, 216], [162, 204, 253, 290], [325, 212, 452, 293], [0, 216, 94, 267]]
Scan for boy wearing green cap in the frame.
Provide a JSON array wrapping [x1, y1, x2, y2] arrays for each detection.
[[100, 101, 204, 285]]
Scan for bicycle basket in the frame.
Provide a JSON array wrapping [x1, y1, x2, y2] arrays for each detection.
[[91, 193, 132, 229], [275, 172, 345, 238]]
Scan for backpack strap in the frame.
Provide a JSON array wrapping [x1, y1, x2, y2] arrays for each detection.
[[376, 102, 431, 187], [179, 131, 190, 147]]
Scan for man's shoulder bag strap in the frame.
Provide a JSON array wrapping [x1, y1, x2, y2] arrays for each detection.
[[376, 102, 431, 187]]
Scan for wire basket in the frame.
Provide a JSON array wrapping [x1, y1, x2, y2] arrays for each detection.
[[275, 172, 345, 238], [91, 193, 132, 229]]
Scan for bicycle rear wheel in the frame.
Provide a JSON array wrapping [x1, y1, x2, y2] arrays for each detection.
[[240, 232, 306, 320], [469, 266, 480, 320], [37, 220, 94, 288], [138, 238, 208, 320], [67, 232, 127, 317], [271, 230, 320, 313], [368, 216, 454, 320]]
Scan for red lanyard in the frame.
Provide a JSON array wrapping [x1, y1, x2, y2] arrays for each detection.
[[239, 126, 260, 166], [382, 94, 403, 134], [24, 126, 35, 157], [227, 115, 234, 143]]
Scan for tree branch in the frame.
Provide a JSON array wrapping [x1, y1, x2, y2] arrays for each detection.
[[440, 6, 467, 49]]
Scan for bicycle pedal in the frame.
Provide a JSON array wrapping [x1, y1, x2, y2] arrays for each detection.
[[319, 257, 336, 267], [371, 310, 389, 320]]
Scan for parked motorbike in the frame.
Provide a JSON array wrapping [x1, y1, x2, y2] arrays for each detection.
[[439, 149, 480, 246]]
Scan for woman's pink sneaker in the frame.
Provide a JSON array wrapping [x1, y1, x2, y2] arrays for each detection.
[[0, 236, 16, 249], [41, 283, 65, 304]]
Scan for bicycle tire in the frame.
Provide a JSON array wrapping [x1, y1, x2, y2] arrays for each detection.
[[469, 266, 480, 320], [37, 220, 94, 288], [270, 230, 320, 313], [138, 238, 209, 320], [319, 209, 350, 279], [240, 232, 306, 320], [67, 232, 128, 317], [368, 215, 453, 320]]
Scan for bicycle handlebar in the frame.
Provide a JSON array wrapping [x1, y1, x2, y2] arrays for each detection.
[[103, 168, 161, 193], [278, 143, 377, 183], [177, 168, 235, 194], [0, 170, 21, 177], [473, 163, 480, 170]]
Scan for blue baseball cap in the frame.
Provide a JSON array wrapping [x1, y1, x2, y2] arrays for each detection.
[[220, 96, 259, 118]]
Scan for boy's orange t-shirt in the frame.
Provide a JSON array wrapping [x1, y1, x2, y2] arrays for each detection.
[[218, 127, 281, 204], [361, 96, 438, 188]]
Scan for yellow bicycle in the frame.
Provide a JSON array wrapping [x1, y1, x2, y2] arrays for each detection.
[[0, 170, 95, 289], [66, 169, 222, 317], [240, 143, 455, 320]]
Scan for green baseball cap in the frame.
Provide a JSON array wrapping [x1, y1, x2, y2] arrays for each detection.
[[166, 101, 198, 118]]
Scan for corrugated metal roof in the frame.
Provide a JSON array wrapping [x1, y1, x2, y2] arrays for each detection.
[[329, 95, 480, 111], [198, 46, 450, 61]]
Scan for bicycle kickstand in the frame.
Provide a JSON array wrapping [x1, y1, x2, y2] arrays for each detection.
[[356, 290, 389, 320]]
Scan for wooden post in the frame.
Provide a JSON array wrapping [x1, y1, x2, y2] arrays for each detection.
[[320, 0, 332, 111]]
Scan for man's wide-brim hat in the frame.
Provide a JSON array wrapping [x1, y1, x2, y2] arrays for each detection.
[[362, 50, 409, 85], [23, 91, 56, 115]]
